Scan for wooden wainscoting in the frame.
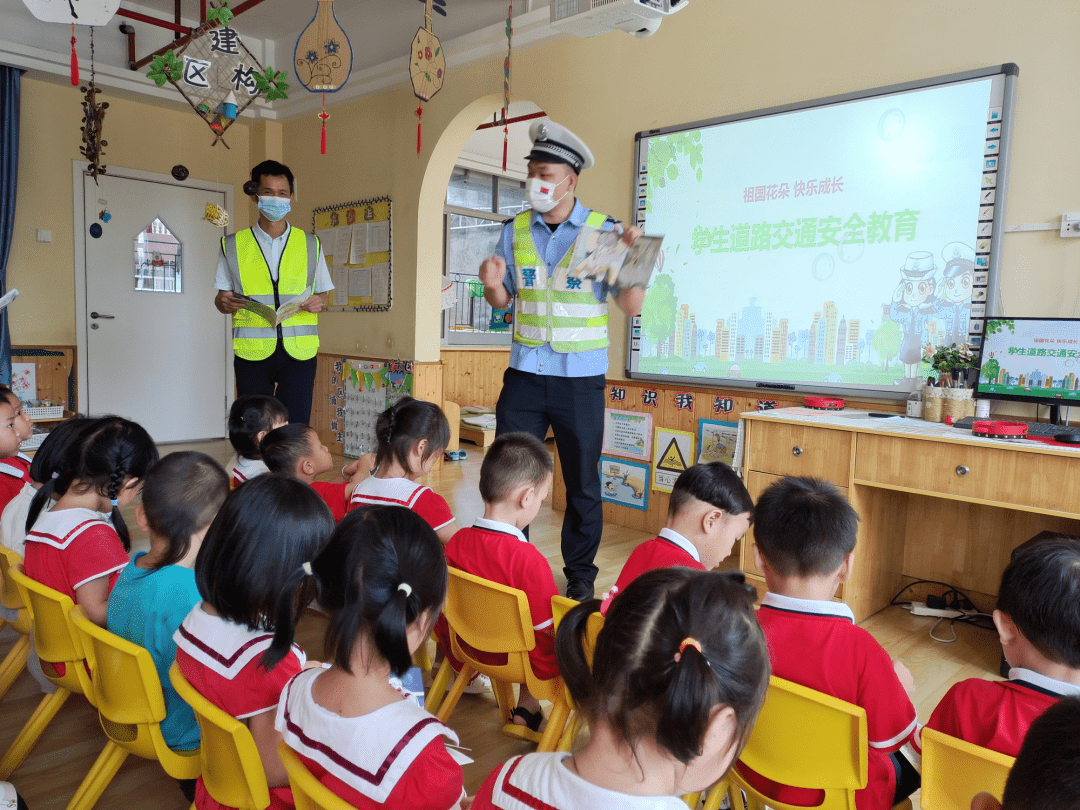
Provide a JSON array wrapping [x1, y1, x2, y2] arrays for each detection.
[[441, 348, 511, 408]]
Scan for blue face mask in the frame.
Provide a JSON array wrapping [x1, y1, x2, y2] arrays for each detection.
[[257, 196, 291, 222]]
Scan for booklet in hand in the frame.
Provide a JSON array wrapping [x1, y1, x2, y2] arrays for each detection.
[[234, 287, 313, 327], [569, 227, 663, 289]]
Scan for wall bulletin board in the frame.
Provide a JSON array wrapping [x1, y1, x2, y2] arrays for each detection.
[[312, 196, 392, 311]]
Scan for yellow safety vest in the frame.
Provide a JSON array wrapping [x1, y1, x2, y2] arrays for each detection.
[[222, 227, 320, 361], [512, 210, 610, 353]]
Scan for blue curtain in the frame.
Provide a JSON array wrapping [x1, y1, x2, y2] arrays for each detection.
[[0, 66, 20, 386]]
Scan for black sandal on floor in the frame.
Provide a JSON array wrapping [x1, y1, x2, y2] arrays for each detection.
[[509, 706, 543, 732]]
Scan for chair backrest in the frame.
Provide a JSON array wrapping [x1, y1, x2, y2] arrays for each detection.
[[921, 727, 1014, 810], [7, 563, 92, 695], [169, 662, 271, 810], [444, 567, 534, 684], [278, 742, 358, 810], [0, 548, 31, 634], [733, 676, 867, 801]]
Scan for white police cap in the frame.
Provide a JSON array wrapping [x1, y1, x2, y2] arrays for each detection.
[[525, 120, 595, 173]]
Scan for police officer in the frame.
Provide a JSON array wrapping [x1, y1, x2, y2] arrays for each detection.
[[214, 160, 333, 425], [479, 121, 643, 601]]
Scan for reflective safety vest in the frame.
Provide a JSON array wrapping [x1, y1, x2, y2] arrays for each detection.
[[512, 210, 610, 353], [222, 227, 320, 361]]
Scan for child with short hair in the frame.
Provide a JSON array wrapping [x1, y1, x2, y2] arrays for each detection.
[[273, 505, 464, 810], [433, 431, 556, 733], [348, 397, 456, 543], [174, 475, 335, 810], [228, 394, 288, 487], [471, 567, 770, 807], [0, 395, 28, 518], [260, 423, 371, 521], [920, 535, 1080, 757], [602, 461, 753, 611], [749, 475, 919, 810], [24, 417, 159, 627], [108, 452, 230, 758]]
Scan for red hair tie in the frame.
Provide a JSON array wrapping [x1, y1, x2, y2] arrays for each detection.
[[674, 637, 702, 663]]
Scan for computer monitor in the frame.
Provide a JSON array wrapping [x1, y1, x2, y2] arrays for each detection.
[[975, 317, 1080, 424]]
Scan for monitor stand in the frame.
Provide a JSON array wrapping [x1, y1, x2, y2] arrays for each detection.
[[1049, 403, 1063, 425]]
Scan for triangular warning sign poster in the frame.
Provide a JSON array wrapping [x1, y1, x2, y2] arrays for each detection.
[[657, 437, 688, 473]]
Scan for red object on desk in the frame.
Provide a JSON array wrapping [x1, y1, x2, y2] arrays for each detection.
[[804, 396, 845, 411], [971, 420, 1029, 438]]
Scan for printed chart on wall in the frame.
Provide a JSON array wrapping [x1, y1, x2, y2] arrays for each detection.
[[697, 419, 739, 467], [602, 409, 653, 462], [336, 358, 414, 457], [600, 457, 650, 511], [652, 428, 694, 493], [313, 197, 392, 311]]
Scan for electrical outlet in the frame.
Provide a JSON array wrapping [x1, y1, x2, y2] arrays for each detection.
[[36, 229, 51, 243], [1060, 213, 1080, 238], [910, 601, 965, 619]]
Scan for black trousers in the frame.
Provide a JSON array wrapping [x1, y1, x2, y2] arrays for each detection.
[[495, 368, 606, 583], [233, 341, 318, 425]]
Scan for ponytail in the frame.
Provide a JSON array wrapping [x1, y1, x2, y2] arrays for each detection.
[[372, 581, 415, 676], [107, 463, 131, 551], [263, 560, 318, 670], [554, 597, 603, 710], [25, 414, 92, 534], [25, 480, 56, 534]]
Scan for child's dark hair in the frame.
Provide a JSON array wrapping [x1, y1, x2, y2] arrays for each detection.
[[374, 397, 449, 476], [752, 476, 858, 578], [228, 395, 288, 460], [1000, 695, 1080, 810], [996, 535, 1080, 668], [0, 385, 18, 408], [267, 505, 447, 675], [479, 432, 553, 504], [141, 452, 229, 569], [260, 424, 316, 477], [557, 567, 769, 765], [669, 462, 754, 521], [40, 417, 158, 551], [25, 414, 90, 532], [195, 475, 334, 666]]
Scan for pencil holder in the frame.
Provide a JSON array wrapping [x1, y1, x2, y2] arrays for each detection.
[[922, 386, 944, 422]]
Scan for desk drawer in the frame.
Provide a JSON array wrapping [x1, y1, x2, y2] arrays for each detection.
[[747, 421, 851, 485], [853, 434, 1080, 516]]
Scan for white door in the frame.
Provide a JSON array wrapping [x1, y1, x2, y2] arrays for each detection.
[[80, 170, 229, 443]]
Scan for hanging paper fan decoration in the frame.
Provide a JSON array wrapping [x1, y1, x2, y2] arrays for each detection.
[[20, 0, 120, 86], [146, 0, 289, 148], [293, 0, 353, 154], [410, 0, 447, 155]]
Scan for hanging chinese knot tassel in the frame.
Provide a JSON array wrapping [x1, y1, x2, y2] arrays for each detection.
[[502, 3, 512, 171], [70, 23, 80, 86], [415, 102, 423, 155], [319, 93, 329, 155]]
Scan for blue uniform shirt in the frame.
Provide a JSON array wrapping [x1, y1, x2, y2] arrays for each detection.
[[496, 200, 620, 377]]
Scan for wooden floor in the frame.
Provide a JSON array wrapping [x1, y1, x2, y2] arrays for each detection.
[[0, 440, 1003, 808]]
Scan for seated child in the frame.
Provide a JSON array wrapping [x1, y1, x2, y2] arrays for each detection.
[[0, 391, 30, 516], [921, 535, 1080, 757], [228, 395, 288, 487], [471, 567, 770, 808], [970, 695, 1080, 810], [602, 461, 752, 612], [107, 452, 230, 756], [748, 475, 919, 810], [433, 432, 556, 733], [273, 506, 464, 810], [260, 424, 372, 521], [348, 397, 456, 544]]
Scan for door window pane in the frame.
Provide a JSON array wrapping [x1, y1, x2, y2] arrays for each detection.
[[497, 177, 528, 217], [134, 219, 182, 293], [446, 213, 510, 338], [446, 167, 495, 210]]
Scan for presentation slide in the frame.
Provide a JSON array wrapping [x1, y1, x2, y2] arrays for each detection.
[[633, 75, 998, 394], [977, 319, 1080, 401]]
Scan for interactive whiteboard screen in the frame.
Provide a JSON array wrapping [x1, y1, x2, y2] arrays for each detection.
[[628, 65, 1017, 399]]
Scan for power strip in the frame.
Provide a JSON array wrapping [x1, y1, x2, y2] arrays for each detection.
[[910, 601, 965, 619]]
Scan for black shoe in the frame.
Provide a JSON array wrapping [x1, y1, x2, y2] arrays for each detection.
[[565, 577, 594, 601]]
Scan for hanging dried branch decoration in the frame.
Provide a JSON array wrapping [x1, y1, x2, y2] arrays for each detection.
[[80, 27, 108, 182]]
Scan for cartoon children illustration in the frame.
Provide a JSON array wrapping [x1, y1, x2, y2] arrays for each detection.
[[937, 242, 976, 349], [889, 251, 939, 379]]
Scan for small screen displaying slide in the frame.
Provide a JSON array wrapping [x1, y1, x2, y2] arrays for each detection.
[[976, 318, 1080, 403], [630, 66, 1016, 398]]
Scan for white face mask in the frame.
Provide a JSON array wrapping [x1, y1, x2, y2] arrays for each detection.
[[257, 195, 291, 222], [526, 176, 570, 214]]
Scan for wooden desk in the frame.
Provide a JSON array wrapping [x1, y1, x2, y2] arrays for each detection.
[[740, 408, 1080, 622]]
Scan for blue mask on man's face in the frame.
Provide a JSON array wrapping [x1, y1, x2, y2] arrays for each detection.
[[257, 196, 291, 222]]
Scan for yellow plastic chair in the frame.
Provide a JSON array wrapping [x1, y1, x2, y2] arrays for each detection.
[[278, 742, 357, 810], [65, 607, 200, 810], [0, 563, 94, 779], [0, 548, 32, 700], [426, 568, 571, 752], [920, 727, 1014, 810], [169, 662, 271, 810], [720, 675, 911, 810]]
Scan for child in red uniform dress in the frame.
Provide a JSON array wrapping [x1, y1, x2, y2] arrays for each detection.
[[433, 432, 556, 734], [24, 417, 158, 627], [601, 462, 753, 614], [471, 567, 770, 809], [260, 423, 374, 521], [918, 535, 1080, 758], [227, 394, 288, 488], [347, 397, 456, 544], [174, 476, 335, 810], [747, 475, 920, 810], [0, 392, 32, 514], [273, 505, 463, 810]]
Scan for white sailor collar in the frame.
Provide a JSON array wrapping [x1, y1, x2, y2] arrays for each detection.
[[657, 528, 701, 562], [473, 517, 528, 543], [173, 602, 305, 679], [1008, 667, 1080, 697], [760, 592, 855, 623]]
